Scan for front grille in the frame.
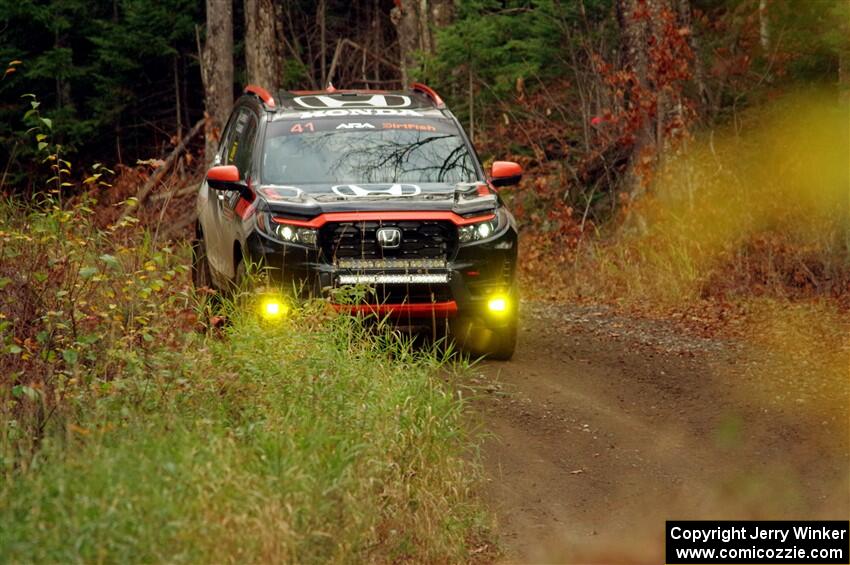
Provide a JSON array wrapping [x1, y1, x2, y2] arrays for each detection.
[[320, 220, 457, 262]]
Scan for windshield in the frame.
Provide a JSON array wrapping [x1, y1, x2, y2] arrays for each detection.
[[262, 119, 478, 185]]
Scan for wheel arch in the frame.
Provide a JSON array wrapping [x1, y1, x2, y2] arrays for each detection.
[[233, 240, 244, 273]]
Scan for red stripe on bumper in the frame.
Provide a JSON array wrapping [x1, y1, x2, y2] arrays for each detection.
[[333, 301, 458, 318]]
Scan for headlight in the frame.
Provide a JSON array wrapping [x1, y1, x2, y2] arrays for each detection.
[[458, 209, 506, 244], [258, 214, 318, 248], [273, 223, 317, 246]]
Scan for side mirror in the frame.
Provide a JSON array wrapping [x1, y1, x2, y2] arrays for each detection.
[[490, 161, 523, 187], [206, 165, 253, 200]]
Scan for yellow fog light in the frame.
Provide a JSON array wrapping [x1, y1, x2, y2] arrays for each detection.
[[260, 298, 288, 320], [487, 296, 508, 313]]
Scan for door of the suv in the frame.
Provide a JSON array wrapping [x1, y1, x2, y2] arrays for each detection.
[[206, 106, 258, 278]]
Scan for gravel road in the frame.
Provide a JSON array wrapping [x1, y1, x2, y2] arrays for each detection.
[[475, 301, 849, 563]]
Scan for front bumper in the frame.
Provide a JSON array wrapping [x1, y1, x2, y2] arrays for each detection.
[[332, 300, 459, 318], [246, 225, 517, 324]]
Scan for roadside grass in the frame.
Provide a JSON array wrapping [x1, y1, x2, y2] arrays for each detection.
[[0, 200, 489, 563]]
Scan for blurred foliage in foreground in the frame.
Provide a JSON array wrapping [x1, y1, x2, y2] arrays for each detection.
[[524, 90, 850, 311], [0, 200, 487, 562]]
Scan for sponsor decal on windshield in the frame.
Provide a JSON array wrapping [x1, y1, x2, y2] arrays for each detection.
[[382, 122, 437, 131], [268, 115, 458, 136], [336, 122, 376, 129]]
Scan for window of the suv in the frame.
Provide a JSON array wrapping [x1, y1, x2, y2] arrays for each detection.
[[221, 108, 258, 176], [262, 118, 478, 185]]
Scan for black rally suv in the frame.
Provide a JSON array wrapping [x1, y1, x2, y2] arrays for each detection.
[[192, 83, 522, 359]]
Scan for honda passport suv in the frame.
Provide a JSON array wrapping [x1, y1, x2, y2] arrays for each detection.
[[192, 84, 522, 359]]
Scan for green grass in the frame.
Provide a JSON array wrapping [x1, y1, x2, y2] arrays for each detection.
[[0, 201, 488, 563]]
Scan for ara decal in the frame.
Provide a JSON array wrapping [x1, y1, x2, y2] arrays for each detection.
[[335, 122, 376, 129]]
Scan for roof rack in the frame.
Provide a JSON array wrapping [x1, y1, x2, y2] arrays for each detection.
[[409, 82, 445, 109], [244, 84, 276, 108]]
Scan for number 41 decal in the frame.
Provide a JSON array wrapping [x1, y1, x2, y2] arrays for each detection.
[[289, 122, 315, 133]]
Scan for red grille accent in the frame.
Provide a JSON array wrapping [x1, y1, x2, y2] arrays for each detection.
[[272, 211, 494, 228], [333, 301, 457, 318]]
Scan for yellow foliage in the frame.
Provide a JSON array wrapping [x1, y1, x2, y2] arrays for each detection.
[[564, 90, 849, 306]]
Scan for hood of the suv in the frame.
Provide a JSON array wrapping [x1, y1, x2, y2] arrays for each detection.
[[256, 182, 499, 216]]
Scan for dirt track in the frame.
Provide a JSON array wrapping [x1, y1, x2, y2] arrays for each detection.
[[476, 302, 849, 563]]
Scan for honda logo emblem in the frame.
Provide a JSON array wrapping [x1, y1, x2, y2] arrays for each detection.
[[376, 227, 402, 249]]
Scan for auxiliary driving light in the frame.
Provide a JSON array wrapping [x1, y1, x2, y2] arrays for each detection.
[[260, 298, 288, 320], [487, 296, 509, 313]]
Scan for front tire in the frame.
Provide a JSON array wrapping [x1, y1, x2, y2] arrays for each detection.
[[191, 236, 214, 289], [450, 314, 518, 361], [231, 258, 247, 292], [486, 321, 517, 360]]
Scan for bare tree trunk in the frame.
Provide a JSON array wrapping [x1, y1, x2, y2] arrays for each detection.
[[759, 0, 770, 52], [617, 0, 649, 92], [676, 0, 708, 108], [838, 6, 850, 105], [371, 0, 382, 83], [203, 0, 234, 166], [319, 0, 327, 87], [245, 0, 281, 91], [428, 0, 453, 41], [173, 54, 182, 142], [390, 0, 453, 83], [390, 2, 418, 84], [616, 0, 668, 195], [467, 64, 474, 142]]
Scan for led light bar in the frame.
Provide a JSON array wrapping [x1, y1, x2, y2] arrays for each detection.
[[337, 273, 449, 285], [336, 258, 447, 270]]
